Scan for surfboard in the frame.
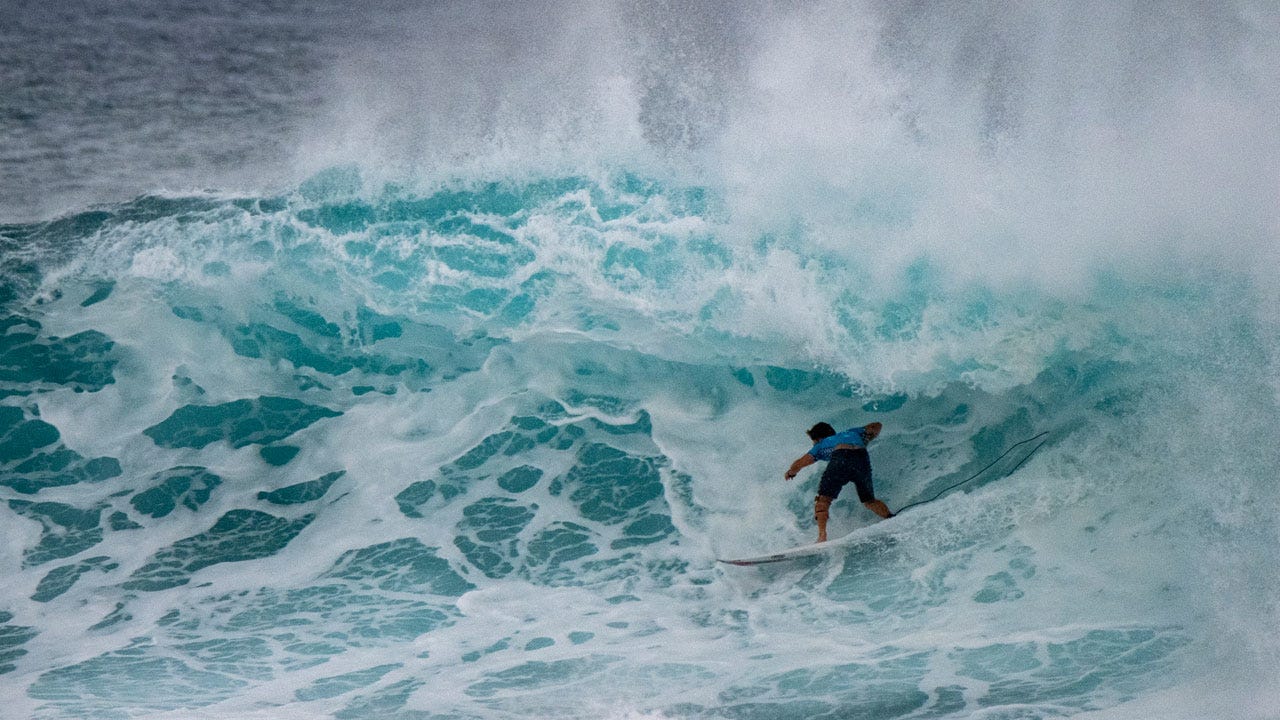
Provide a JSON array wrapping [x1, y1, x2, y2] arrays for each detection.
[[717, 515, 900, 566], [717, 541, 830, 566]]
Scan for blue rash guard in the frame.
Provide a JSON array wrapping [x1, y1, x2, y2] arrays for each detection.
[[808, 426, 871, 461]]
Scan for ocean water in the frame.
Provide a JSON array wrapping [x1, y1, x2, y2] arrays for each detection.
[[2, 2, 1279, 719]]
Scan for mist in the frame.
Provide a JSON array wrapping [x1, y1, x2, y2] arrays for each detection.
[[290, 1, 1280, 291]]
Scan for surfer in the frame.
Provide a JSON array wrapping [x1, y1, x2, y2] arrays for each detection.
[[784, 421, 893, 542]]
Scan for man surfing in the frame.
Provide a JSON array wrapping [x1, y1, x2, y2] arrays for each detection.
[[784, 421, 894, 542]]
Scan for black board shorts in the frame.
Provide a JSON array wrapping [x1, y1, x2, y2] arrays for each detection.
[[818, 448, 874, 503]]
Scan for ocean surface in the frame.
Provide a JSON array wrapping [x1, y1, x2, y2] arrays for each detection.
[[2, 2, 1279, 718]]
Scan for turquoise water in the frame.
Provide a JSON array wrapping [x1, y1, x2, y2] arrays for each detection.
[[2, 3, 1279, 719], [2, 171, 1277, 719]]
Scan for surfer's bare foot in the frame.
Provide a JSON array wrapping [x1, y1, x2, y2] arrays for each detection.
[[817, 533, 827, 543]]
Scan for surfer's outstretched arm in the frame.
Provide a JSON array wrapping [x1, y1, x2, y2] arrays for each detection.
[[784, 453, 815, 480]]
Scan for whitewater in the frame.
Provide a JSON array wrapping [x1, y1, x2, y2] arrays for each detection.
[[2, 2, 1278, 718]]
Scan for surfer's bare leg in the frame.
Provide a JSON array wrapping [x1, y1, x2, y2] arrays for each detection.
[[814, 495, 833, 542], [863, 499, 893, 519]]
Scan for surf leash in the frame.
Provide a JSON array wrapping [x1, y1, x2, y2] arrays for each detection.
[[894, 431, 1050, 515]]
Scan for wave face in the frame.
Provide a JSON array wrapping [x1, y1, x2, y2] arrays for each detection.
[[3, 2, 1279, 719]]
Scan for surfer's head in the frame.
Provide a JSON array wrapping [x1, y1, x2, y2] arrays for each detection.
[[864, 422, 882, 440], [806, 422, 836, 442]]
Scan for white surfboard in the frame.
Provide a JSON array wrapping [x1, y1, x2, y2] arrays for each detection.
[[717, 517, 897, 566], [716, 541, 831, 566]]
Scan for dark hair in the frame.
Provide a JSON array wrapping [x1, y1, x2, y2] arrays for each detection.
[[806, 422, 836, 442]]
